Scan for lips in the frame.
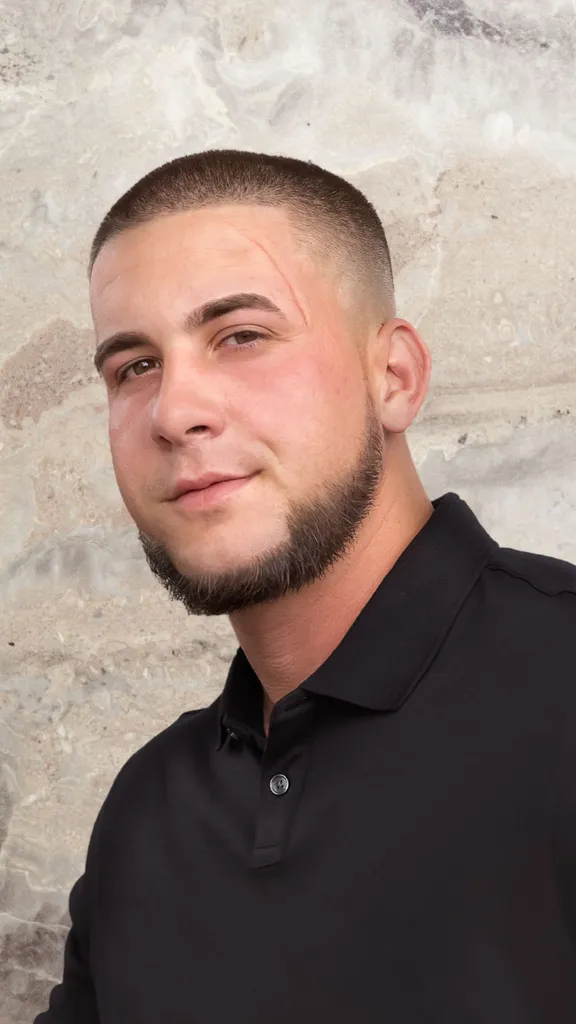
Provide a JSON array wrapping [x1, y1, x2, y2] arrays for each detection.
[[170, 474, 248, 500], [169, 473, 257, 510]]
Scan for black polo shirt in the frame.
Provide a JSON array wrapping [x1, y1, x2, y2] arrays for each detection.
[[36, 492, 576, 1024]]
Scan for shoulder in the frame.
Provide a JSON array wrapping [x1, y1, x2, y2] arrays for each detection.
[[93, 700, 220, 830], [486, 545, 576, 602], [117, 700, 218, 782], [477, 545, 576, 665]]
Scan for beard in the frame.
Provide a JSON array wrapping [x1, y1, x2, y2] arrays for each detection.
[[138, 399, 385, 616]]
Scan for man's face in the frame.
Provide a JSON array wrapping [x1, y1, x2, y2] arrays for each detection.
[[90, 204, 385, 615]]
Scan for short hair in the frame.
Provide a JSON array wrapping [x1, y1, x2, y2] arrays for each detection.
[[89, 149, 395, 320]]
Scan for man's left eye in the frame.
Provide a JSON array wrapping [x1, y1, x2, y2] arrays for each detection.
[[219, 331, 265, 350]]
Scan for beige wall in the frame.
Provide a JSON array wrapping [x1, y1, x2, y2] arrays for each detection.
[[1, 0, 576, 1018]]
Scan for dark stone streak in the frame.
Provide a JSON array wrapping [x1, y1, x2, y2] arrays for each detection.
[[405, 0, 506, 44]]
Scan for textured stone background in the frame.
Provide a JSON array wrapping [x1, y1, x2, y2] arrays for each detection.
[[1, 0, 576, 1018]]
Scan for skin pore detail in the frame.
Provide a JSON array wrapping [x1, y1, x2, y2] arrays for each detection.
[[90, 202, 432, 715]]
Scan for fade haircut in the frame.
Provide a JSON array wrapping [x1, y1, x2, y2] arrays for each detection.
[[89, 149, 395, 321]]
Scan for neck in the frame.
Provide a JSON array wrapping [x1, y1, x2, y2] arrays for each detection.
[[229, 437, 433, 732]]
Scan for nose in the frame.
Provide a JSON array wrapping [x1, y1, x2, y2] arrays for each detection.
[[150, 353, 227, 448]]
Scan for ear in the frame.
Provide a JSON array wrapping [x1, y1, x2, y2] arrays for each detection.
[[369, 318, 431, 433]]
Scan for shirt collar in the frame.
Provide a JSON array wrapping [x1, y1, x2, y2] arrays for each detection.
[[217, 492, 498, 747]]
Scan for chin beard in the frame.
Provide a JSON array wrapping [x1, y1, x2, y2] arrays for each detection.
[[138, 403, 385, 616]]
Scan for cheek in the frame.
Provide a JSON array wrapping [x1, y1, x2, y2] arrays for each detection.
[[108, 400, 146, 483], [291, 348, 366, 421], [255, 352, 366, 460], [108, 406, 129, 461]]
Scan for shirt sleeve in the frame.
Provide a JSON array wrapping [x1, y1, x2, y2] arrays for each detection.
[[33, 872, 100, 1023]]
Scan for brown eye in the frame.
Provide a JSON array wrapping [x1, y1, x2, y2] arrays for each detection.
[[117, 358, 160, 383], [218, 330, 265, 350]]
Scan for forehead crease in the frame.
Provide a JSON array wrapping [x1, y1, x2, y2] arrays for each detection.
[[94, 217, 274, 291], [93, 214, 312, 326], [240, 229, 309, 327]]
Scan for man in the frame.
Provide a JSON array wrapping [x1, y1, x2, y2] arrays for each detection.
[[36, 150, 576, 1023]]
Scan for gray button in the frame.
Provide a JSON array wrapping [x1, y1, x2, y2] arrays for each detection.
[[269, 773, 290, 796]]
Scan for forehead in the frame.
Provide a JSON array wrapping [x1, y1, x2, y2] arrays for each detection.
[[90, 204, 318, 329]]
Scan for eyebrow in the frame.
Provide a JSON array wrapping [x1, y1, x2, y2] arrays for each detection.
[[93, 292, 287, 375]]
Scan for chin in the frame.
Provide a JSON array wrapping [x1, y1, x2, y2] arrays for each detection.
[[143, 504, 285, 575], [169, 532, 268, 577]]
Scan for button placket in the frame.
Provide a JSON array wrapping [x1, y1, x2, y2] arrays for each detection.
[[250, 695, 314, 869]]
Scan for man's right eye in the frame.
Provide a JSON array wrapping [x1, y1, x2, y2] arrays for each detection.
[[116, 358, 161, 383]]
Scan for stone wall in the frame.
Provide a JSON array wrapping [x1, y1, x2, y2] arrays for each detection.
[[1, 1, 575, 1019]]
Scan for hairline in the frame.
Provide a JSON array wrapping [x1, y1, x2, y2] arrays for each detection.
[[89, 198, 395, 332]]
